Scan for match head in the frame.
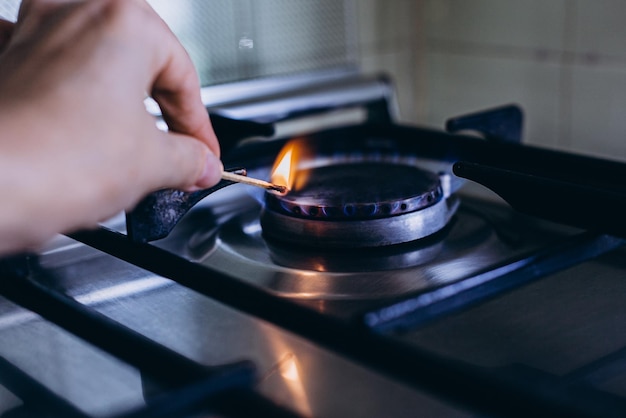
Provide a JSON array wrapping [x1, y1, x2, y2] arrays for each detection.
[[268, 184, 288, 194]]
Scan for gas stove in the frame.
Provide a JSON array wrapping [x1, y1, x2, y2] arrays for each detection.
[[2, 71, 626, 417]]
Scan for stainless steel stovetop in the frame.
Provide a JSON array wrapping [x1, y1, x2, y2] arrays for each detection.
[[1, 73, 626, 417]]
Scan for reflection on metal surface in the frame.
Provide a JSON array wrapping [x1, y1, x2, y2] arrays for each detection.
[[278, 353, 312, 416], [76, 276, 171, 306], [280, 355, 300, 382], [0, 277, 172, 331], [265, 227, 447, 272], [0, 310, 37, 331], [260, 341, 313, 417], [167, 188, 549, 300]]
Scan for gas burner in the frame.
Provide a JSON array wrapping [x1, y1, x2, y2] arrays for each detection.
[[266, 163, 443, 219], [261, 161, 459, 248]]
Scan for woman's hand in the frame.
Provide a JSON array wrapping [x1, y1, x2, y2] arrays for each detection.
[[0, 0, 222, 254]]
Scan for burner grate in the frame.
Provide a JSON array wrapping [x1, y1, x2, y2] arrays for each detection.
[[0, 257, 298, 418], [57, 227, 626, 418]]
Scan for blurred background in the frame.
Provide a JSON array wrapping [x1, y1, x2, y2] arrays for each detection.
[[1, 0, 625, 160]]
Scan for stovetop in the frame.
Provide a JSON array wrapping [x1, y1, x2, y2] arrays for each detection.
[[3, 178, 624, 417], [2, 73, 626, 417], [151, 183, 585, 311]]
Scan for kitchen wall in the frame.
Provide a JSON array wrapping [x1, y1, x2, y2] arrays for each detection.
[[0, 1, 358, 87], [146, 0, 358, 87], [358, 0, 626, 160], [356, 0, 422, 125], [2, 1, 625, 160]]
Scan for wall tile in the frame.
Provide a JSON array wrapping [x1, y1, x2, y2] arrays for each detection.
[[356, 0, 421, 122], [421, 52, 562, 148], [357, 0, 420, 51], [423, 0, 567, 51], [574, 0, 626, 59], [360, 50, 418, 123], [569, 66, 626, 161]]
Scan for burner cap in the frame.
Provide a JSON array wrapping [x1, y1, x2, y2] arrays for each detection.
[[261, 162, 458, 248], [266, 162, 443, 220]]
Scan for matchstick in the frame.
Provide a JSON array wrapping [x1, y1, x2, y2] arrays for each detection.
[[221, 170, 287, 194]]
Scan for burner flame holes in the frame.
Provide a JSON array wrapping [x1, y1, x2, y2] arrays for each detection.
[[271, 195, 447, 220], [321, 207, 339, 217], [363, 204, 377, 216]]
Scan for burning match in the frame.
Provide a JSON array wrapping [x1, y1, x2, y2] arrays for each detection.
[[221, 170, 288, 194]]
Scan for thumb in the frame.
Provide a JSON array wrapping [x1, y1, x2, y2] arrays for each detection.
[[149, 130, 223, 192]]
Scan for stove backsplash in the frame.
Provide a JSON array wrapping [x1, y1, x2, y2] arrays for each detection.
[[285, 1, 626, 163], [0, 0, 359, 86], [146, 0, 359, 86], [2, 1, 625, 161]]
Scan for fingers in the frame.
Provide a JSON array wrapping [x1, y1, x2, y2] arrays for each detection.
[[142, 3, 220, 158], [0, 20, 13, 53], [148, 129, 223, 192], [152, 71, 221, 158], [135, 0, 221, 184], [12, 0, 222, 193]]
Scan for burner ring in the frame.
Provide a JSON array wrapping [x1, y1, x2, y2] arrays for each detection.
[[261, 162, 458, 248], [261, 196, 459, 248], [265, 163, 444, 221]]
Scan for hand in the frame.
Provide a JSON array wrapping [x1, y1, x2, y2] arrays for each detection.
[[0, 19, 11, 52], [0, 0, 222, 254]]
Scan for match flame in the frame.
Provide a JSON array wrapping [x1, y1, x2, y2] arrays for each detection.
[[270, 138, 313, 192], [271, 144, 295, 191]]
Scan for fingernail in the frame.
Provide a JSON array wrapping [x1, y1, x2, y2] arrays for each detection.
[[198, 152, 223, 187]]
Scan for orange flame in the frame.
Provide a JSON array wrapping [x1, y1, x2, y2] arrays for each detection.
[[271, 145, 295, 190], [270, 139, 312, 192]]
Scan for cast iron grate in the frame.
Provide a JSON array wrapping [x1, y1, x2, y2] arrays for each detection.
[[0, 257, 300, 418]]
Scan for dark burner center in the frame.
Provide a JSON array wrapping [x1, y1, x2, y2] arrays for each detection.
[[266, 162, 443, 220]]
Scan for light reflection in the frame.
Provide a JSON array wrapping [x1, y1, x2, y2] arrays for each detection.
[[276, 353, 312, 416], [280, 354, 301, 382], [76, 276, 172, 306], [238, 35, 254, 50], [242, 221, 263, 236], [260, 346, 313, 417], [0, 276, 172, 330]]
